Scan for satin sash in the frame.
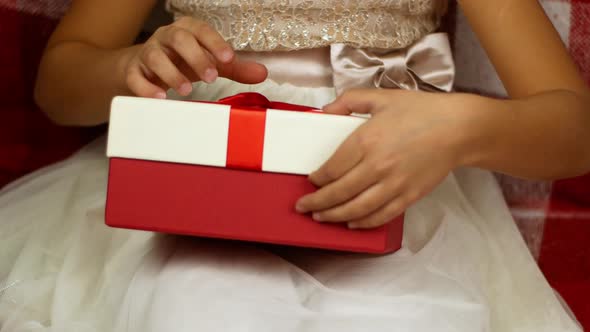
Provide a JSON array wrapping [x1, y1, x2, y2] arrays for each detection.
[[236, 32, 455, 94]]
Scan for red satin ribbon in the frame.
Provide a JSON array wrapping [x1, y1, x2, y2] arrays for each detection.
[[217, 92, 319, 113], [212, 93, 318, 171]]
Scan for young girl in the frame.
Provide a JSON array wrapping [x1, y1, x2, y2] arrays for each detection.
[[1, 0, 589, 331]]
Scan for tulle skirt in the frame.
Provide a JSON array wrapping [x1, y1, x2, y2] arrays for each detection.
[[0, 78, 581, 332]]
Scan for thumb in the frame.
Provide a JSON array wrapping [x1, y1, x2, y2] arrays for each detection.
[[322, 89, 386, 115], [218, 60, 268, 84]]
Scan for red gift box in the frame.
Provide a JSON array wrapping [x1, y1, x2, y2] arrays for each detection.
[[105, 93, 404, 253]]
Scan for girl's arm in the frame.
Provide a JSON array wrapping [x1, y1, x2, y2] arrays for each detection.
[[455, 0, 590, 179], [35, 0, 157, 126], [35, 0, 266, 126]]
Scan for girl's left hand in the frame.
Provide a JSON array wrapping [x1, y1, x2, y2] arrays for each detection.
[[295, 89, 472, 229]]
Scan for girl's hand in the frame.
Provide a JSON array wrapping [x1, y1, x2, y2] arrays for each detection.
[[124, 17, 268, 98], [295, 89, 472, 229]]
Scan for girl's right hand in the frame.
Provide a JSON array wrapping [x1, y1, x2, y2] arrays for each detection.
[[124, 17, 268, 99]]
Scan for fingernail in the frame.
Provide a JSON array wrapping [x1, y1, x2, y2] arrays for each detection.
[[204, 68, 218, 83], [220, 49, 233, 63], [154, 92, 167, 99], [312, 213, 323, 222], [179, 83, 192, 96], [295, 202, 306, 213], [348, 223, 359, 229]]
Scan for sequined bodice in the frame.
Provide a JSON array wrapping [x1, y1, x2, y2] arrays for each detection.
[[166, 0, 447, 51]]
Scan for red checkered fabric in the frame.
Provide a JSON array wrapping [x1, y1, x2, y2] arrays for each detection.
[[0, 0, 588, 329]]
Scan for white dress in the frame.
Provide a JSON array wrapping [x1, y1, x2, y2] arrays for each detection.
[[0, 1, 582, 331]]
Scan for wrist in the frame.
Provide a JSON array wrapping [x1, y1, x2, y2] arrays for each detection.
[[447, 93, 509, 169]]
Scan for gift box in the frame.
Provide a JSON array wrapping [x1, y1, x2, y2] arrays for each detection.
[[105, 93, 404, 253]]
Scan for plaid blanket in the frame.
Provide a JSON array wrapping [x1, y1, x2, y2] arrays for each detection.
[[0, 0, 588, 328]]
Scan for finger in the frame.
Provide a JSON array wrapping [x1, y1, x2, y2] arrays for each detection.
[[312, 179, 401, 222], [323, 89, 388, 115], [141, 45, 192, 96], [175, 60, 200, 82], [347, 194, 409, 229], [126, 65, 167, 99], [161, 27, 218, 83], [178, 49, 218, 82], [218, 60, 268, 84], [308, 128, 366, 188], [296, 161, 377, 214], [176, 17, 234, 63]]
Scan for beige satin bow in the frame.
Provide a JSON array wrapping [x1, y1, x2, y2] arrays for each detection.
[[330, 33, 455, 95]]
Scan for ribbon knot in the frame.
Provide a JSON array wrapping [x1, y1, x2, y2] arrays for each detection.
[[217, 92, 319, 112], [330, 33, 455, 95], [209, 92, 320, 172]]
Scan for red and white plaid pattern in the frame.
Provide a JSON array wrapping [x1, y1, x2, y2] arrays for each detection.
[[0, 0, 70, 18], [571, 0, 590, 84]]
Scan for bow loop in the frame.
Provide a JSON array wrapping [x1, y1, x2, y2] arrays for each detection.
[[330, 33, 455, 94]]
